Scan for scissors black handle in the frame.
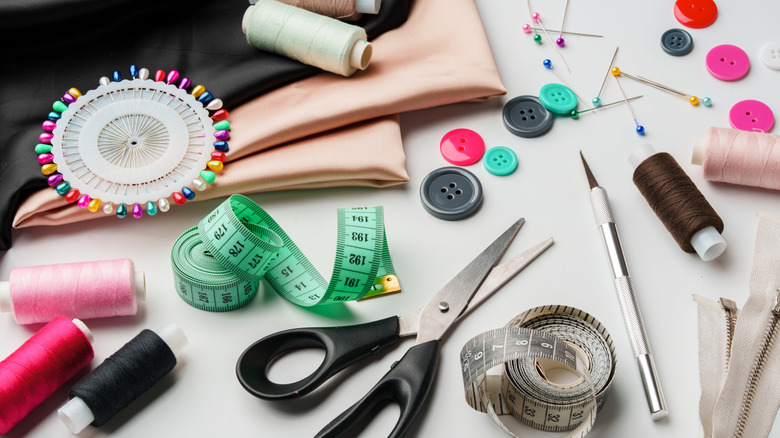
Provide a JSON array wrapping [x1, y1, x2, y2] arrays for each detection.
[[236, 316, 401, 400], [315, 340, 441, 438]]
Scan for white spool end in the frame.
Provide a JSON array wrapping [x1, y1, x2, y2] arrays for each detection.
[[241, 5, 254, 34], [71, 318, 94, 343], [691, 137, 706, 165], [134, 271, 147, 300], [349, 40, 373, 70], [691, 226, 727, 261], [157, 323, 189, 362], [58, 396, 95, 434], [0, 281, 11, 313], [628, 144, 657, 169], [356, 0, 381, 14]]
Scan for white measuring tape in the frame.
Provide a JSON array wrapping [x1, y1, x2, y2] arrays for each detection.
[[460, 305, 616, 437]]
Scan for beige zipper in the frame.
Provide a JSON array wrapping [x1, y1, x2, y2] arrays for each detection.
[[732, 290, 780, 438]]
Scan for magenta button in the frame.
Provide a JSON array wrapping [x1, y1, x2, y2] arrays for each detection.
[[440, 128, 485, 166], [706, 45, 750, 81], [729, 100, 774, 132]]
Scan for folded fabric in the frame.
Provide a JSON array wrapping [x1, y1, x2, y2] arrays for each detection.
[[14, 0, 507, 229], [0, 0, 411, 249]]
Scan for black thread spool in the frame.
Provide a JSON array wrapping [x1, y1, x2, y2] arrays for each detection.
[[58, 324, 188, 433], [629, 144, 727, 261]]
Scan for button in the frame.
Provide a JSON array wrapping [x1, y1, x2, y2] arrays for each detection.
[[760, 42, 780, 71], [539, 83, 577, 115], [729, 100, 774, 132], [419, 167, 483, 220], [440, 128, 485, 166], [661, 28, 693, 56], [483, 146, 518, 176], [502, 95, 553, 138], [673, 0, 717, 28], [706, 45, 750, 81]]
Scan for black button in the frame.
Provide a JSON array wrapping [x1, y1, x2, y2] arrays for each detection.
[[502, 95, 553, 138], [661, 28, 693, 56], [419, 167, 483, 220]]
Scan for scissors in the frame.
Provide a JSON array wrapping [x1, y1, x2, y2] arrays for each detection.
[[236, 218, 553, 437]]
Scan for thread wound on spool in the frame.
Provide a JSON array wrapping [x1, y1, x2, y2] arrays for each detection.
[[633, 152, 724, 253], [0, 316, 94, 434], [67, 329, 177, 427], [243, 0, 371, 77], [696, 127, 780, 191], [6, 259, 141, 325]]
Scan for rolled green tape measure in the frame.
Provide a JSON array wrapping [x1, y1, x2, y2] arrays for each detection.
[[171, 194, 400, 311]]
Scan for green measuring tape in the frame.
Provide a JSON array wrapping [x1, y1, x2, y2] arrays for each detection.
[[171, 194, 400, 311]]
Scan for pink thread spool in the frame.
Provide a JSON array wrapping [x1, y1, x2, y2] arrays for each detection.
[[692, 127, 780, 190], [0, 316, 94, 433], [0, 259, 145, 325]]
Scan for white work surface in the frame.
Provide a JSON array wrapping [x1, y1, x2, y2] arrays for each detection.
[[2, 1, 780, 437]]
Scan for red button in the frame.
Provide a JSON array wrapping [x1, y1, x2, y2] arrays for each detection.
[[674, 0, 717, 29], [440, 129, 485, 166]]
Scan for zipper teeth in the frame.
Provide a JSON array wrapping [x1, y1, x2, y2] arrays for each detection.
[[732, 310, 780, 438], [720, 298, 738, 373]]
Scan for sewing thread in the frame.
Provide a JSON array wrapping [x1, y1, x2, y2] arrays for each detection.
[[632, 151, 724, 254], [0, 316, 94, 434], [275, 0, 379, 19], [0, 259, 145, 324], [60, 325, 186, 432], [242, 0, 373, 77], [692, 127, 780, 191]]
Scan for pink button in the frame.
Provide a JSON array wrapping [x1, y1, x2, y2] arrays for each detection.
[[440, 128, 485, 166], [706, 45, 750, 81], [729, 100, 774, 132]]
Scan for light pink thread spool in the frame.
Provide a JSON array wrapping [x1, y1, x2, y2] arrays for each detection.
[[692, 127, 780, 191], [0, 259, 145, 325]]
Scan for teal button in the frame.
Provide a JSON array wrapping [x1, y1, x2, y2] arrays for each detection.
[[539, 83, 577, 115], [483, 146, 518, 176]]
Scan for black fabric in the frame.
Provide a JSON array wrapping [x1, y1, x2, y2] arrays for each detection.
[[0, 0, 410, 250]]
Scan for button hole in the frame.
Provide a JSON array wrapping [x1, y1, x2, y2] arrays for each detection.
[[458, 146, 465, 151], [752, 118, 757, 123], [522, 116, 528, 121], [440, 188, 447, 193], [447, 194, 454, 200], [460, 138, 466, 143], [530, 115, 536, 120], [519, 110, 526, 114], [746, 111, 751, 115], [720, 57, 725, 62], [449, 183, 456, 188], [455, 189, 462, 195], [528, 109, 534, 113]]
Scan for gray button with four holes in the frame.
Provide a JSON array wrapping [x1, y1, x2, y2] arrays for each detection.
[[661, 28, 693, 56], [502, 95, 553, 138], [420, 167, 483, 220]]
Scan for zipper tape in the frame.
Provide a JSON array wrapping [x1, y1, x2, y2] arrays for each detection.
[[171, 194, 400, 311], [460, 305, 616, 437]]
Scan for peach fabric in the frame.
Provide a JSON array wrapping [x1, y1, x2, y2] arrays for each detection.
[[14, 0, 505, 228]]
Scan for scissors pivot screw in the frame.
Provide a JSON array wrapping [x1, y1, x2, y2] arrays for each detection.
[[438, 302, 450, 312]]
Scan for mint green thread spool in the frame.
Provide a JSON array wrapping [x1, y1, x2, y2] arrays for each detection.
[[242, 0, 373, 77]]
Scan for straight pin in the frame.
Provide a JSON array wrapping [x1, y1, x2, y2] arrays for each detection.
[[557, 0, 570, 46], [523, 27, 603, 38], [571, 95, 643, 119], [593, 47, 619, 107], [533, 12, 571, 73], [610, 69, 645, 135], [612, 67, 711, 107]]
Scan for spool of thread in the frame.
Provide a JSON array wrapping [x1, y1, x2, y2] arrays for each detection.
[[629, 144, 727, 261], [0, 316, 94, 434], [691, 127, 780, 191], [58, 323, 188, 433], [242, 0, 373, 77], [266, 0, 381, 19], [0, 259, 145, 325]]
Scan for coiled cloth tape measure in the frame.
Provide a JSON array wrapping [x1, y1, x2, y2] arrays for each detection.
[[460, 305, 616, 437], [171, 194, 399, 311]]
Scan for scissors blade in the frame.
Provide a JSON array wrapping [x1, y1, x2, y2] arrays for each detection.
[[398, 236, 554, 337], [412, 219, 524, 345]]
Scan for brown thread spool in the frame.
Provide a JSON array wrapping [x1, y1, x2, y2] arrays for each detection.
[[629, 144, 727, 261], [265, 0, 380, 20]]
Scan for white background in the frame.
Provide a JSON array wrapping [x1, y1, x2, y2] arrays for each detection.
[[2, 0, 780, 437]]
